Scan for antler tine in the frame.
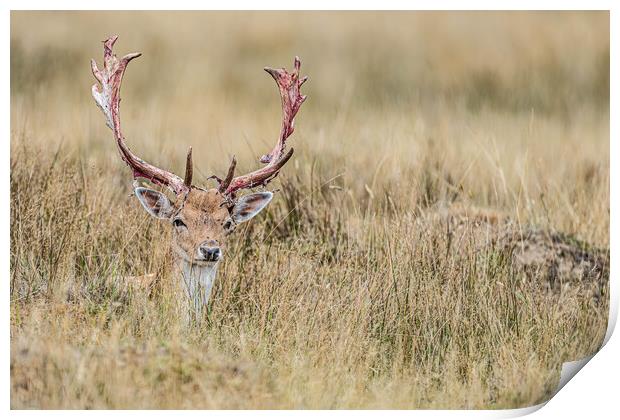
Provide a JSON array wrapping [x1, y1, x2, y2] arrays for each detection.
[[224, 56, 307, 196], [184, 147, 193, 187], [218, 156, 237, 193], [91, 35, 191, 196]]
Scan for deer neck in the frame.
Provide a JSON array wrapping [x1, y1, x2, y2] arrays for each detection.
[[174, 257, 219, 319]]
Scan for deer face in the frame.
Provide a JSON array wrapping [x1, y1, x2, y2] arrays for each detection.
[[134, 187, 273, 266]]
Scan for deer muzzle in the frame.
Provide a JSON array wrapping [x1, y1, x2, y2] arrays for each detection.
[[198, 240, 222, 263]]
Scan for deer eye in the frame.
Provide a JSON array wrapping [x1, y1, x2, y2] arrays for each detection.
[[223, 220, 233, 231], [172, 218, 187, 229]]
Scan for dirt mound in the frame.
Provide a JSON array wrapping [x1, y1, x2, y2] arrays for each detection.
[[499, 228, 609, 293], [420, 203, 609, 295]]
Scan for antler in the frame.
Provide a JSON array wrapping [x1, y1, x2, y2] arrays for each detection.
[[221, 56, 308, 196], [91, 35, 193, 196]]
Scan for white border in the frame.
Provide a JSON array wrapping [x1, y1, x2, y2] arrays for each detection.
[[3, 2, 616, 419], [1, 0, 617, 10]]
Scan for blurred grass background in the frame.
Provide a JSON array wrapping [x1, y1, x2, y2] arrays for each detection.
[[10, 12, 610, 238], [10, 11, 609, 409]]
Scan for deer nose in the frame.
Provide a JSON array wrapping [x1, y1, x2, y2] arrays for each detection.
[[198, 241, 221, 262]]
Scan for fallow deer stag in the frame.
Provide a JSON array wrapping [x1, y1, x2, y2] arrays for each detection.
[[91, 36, 307, 321]]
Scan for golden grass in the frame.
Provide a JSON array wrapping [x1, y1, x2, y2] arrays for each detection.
[[10, 11, 609, 409]]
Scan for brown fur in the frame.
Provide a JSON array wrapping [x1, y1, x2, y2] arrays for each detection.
[[171, 188, 232, 265]]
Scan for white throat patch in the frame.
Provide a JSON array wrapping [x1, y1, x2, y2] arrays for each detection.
[[178, 260, 219, 322]]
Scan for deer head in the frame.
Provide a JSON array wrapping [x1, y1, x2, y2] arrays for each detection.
[[91, 36, 307, 310]]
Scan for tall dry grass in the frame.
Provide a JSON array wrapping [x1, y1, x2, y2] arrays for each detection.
[[10, 11, 609, 408]]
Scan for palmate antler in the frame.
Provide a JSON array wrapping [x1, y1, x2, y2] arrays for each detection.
[[92, 35, 307, 201], [91, 36, 193, 196], [219, 57, 308, 197]]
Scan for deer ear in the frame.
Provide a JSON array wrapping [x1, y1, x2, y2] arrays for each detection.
[[231, 192, 273, 224], [134, 187, 175, 219]]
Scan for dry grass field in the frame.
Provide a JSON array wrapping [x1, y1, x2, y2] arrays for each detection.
[[10, 11, 609, 409]]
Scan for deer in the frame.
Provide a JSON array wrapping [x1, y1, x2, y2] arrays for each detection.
[[91, 36, 307, 322]]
